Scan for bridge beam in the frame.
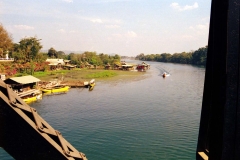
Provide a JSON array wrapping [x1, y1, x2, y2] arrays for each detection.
[[197, 0, 240, 159], [0, 80, 87, 160]]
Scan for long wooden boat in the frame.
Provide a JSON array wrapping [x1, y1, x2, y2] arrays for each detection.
[[17, 89, 43, 104], [23, 93, 43, 103], [42, 85, 70, 94]]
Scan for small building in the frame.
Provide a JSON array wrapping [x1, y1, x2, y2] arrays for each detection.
[[136, 62, 150, 71], [113, 62, 122, 70], [62, 59, 76, 70], [4, 75, 41, 92], [105, 63, 111, 70], [46, 58, 65, 70], [64, 60, 71, 65], [142, 62, 150, 69], [84, 62, 91, 68], [122, 64, 134, 70]]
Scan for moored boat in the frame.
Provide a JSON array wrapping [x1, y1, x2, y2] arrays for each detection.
[[17, 89, 43, 103], [42, 85, 70, 94], [22, 93, 43, 103], [89, 79, 95, 91]]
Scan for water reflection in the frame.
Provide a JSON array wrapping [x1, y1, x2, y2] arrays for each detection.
[[0, 61, 205, 160]]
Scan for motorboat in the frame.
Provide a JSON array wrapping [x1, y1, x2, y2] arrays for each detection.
[[162, 72, 170, 78]]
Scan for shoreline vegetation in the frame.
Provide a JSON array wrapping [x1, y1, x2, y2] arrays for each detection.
[[135, 46, 207, 66], [34, 68, 146, 86], [1, 23, 207, 85]]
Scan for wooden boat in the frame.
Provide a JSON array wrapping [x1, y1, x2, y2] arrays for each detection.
[[17, 89, 43, 103], [23, 93, 42, 103], [42, 85, 70, 94]]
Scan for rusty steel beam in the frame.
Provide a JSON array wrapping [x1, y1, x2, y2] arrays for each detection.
[[197, 0, 240, 159], [0, 80, 87, 160]]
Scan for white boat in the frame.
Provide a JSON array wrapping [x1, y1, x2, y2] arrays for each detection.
[[162, 72, 170, 78]]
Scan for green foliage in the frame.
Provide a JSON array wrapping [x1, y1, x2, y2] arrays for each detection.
[[57, 51, 66, 59], [48, 47, 57, 58], [0, 24, 13, 57], [136, 46, 208, 66], [30, 61, 35, 75], [135, 53, 145, 60], [35, 52, 48, 62], [86, 71, 117, 78], [2, 22, 120, 70], [192, 46, 207, 65], [31, 71, 48, 77], [66, 51, 120, 67], [12, 37, 42, 62]]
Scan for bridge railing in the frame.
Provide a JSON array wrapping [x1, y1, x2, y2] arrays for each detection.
[[0, 79, 87, 160]]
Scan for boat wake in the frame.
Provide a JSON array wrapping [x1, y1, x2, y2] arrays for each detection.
[[156, 66, 171, 77]]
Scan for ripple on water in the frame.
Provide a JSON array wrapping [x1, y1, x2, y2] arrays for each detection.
[[0, 62, 205, 160]]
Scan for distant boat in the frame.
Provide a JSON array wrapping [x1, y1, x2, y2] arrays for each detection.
[[42, 85, 70, 94], [162, 72, 170, 78], [89, 79, 95, 91]]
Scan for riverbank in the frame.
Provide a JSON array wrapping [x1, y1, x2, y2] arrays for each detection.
[[34, 69, 146, 85]]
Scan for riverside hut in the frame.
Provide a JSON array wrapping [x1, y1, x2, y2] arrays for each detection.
[[113, 62, 121, 70], [136, 62, 150, 71], [46, 58, 65, 70], [4, 75, 41, 92], [122, 64, 134, 70], [105, 63, 111, 70], [4, 75, 42, 103]]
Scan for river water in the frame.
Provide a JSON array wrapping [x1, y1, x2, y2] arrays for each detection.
[[0, 61, 205, 160]]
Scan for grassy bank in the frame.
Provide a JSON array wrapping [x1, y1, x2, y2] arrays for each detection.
[[30, 69, 145, 82]]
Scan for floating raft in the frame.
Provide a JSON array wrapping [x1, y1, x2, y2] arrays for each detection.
[[17, 89, 41, 98], [40, 80, 94, 88], [60, 81, 88, 88]]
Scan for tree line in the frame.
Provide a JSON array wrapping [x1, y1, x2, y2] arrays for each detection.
[[8, 37, 120, 67], [135, 46, 208, 66], [1, 22, 208, 77], [0, 23, 120, 76]]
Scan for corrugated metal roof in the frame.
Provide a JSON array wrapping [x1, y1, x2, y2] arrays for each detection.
[[9, 75, 41, 84], [46, 58, 64, 65]]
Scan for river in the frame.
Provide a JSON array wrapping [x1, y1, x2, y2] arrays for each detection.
[[0, 61, 205, 159]]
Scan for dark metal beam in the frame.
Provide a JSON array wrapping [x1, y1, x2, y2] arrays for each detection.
[[197, 0, 240, 159], [0, 80, 87, 160]]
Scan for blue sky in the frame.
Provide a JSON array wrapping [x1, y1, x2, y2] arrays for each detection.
[[0, 0, 211, 56]]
